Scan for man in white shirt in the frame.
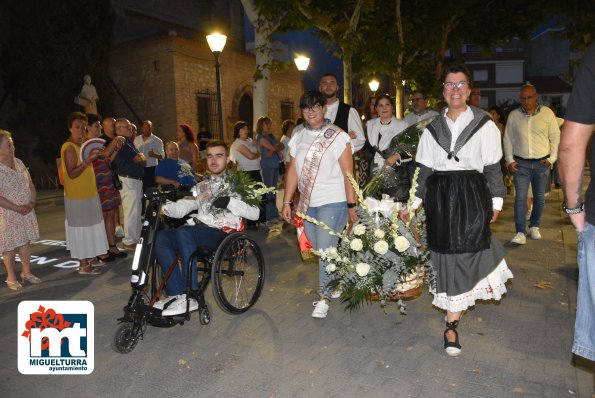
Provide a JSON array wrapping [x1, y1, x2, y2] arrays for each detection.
[[403, 89, 439, 126], [319, 73, 365, 152], [134, 120, 164, 212], [503, 84, 560, 245]]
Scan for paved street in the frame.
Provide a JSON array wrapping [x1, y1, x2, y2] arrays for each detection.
[[0, 188, 593, 397]]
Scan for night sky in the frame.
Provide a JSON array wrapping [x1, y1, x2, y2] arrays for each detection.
[[243, 15, 343, 90]]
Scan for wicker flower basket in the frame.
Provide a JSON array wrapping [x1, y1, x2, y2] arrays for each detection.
[[370, 265, 425, 301]]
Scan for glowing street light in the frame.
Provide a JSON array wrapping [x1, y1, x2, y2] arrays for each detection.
[[206, 33, 227, 138], [368, 79, 380, 97], [294, 55, 310, 93]]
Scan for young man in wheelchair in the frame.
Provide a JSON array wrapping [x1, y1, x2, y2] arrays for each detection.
[[153, 140, 260, 316]]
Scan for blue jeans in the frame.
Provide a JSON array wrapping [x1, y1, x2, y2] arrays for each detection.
[[573, 222, 595, 361], [512, 159, 550, 232], [261, 167, 279, 221], [154, 225, 226, 296], [304, 202, 348, 296]]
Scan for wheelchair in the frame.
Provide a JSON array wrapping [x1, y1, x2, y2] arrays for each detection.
[[112, 188, 265, 354]]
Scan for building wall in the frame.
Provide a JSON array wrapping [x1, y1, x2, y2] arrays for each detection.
[[109, 34, 302, 144]]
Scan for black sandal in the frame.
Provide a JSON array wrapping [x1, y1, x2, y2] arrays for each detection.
[[109, 244, 128, 258], [444, 320, 462, 357]]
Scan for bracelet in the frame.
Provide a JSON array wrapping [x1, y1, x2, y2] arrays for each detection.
[[347, 202, 356, 208], [283, 200, 292, 205]]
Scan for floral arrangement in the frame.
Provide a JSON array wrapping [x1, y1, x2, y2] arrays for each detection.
[[298, 172, 431, 313], [364, 117, 434, 197], [210, 169, 276, 213]]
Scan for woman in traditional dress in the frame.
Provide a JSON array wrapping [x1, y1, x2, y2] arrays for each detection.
[[281, 90, 357, 319], [61, 112, 109, 275], [177, 124, 199, 171], [85, 114, 127, 260], [365, 94, 410, 202], [408, 65, 513, 356], [0, 130, 41, 290]]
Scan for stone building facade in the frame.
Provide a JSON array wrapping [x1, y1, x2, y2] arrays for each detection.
[[109, 0, 303, 144]]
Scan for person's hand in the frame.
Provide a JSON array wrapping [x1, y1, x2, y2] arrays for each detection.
[[149, 149, 160, 158], [85, 152, 99, 164], [15, 204, 31, 215], [507, 161, 518, 172], [282, 203, 292, 223], [490, 209, 500, 223], [115, 136, 125, 149], [348, 207, 358, 223], [212, 196, 230, 209], [400, 208, 411, 223], [385, 153, 401, 167], [348, 130, 357, 139], [541, 159, 552, 169]]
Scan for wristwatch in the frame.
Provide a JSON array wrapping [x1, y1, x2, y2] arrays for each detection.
[[562, 201, 584, 215]]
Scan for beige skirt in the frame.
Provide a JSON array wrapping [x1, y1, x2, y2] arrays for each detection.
[[64, 195, 108, 259]]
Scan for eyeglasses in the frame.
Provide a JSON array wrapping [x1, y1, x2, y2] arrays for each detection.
[[520, 96, 535, 100], [302, 104, 322, 113], [443, 81, 468, 90]]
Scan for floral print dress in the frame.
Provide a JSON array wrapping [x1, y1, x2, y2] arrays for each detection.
[[0, 158, 39, 252]]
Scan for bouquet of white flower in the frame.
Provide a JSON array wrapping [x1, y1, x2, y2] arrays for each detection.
[[299, 173, 432, 313]]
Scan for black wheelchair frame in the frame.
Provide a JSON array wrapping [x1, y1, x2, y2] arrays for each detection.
[[112, 188, 265, 354]]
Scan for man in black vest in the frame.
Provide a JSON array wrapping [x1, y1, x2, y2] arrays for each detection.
[[319, 73, 365, 152]]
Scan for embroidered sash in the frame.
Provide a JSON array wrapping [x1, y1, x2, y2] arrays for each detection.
[[294, 124, 342, 254]]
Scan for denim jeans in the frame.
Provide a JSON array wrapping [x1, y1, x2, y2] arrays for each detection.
[[304, 201, 348, 296], [573, 222, 595, 361], [154, 225, 226, 296], [261, 167, 279, 221], [512, 159, 550, 232]]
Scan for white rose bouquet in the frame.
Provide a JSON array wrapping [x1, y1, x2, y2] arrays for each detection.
[[300, 172, 431, 313]]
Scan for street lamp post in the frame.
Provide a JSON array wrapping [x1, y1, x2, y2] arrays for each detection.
[[294, 55, 310, 93], [206, 33, 227, 139], [368, 79, 380, 97]]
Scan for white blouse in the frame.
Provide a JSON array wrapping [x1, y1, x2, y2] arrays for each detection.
[[288, 124, 351, 207], [415, 106, 504, 210], [366, 116, 409, 169]]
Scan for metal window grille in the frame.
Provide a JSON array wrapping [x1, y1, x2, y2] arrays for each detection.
[[280, 100, 294, 122], [196, 89, 220, 139]]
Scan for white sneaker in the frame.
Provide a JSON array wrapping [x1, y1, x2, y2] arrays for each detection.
[[161, 294, 199, 316], [153, 296, 176, 310], [510, 232, 526, 245], [312, 300, 329, 318], [529, 227, 541, 240], [115, 225, 124, 238]]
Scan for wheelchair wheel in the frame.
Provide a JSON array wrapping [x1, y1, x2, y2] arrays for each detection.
[[199, 307, 210, 325], [211, 233, 265, 314], [112, 322, 142, 354]]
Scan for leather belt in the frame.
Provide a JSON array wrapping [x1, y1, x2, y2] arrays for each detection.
[[513, 154, 549, 162], [118, 174, 143, 181]]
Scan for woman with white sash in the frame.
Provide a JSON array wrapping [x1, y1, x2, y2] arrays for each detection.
[[282, 90, 357, 319]]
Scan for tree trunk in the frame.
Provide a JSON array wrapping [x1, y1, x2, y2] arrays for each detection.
[[241, 0, 280, 123], [343, 57, 352, 104], [252, 27, 271, 120]]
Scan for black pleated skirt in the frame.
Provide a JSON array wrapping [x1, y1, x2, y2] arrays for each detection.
[[425, 170, 491, 254]]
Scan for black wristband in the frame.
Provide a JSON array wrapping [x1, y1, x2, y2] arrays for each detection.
[[347, 202, 356, 209], [562, 201, 584, 215]]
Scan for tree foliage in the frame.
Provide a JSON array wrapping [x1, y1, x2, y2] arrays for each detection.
[[0, 0, 114, 166], [355, 0, 551, 102], [295, 0, 375, 104]]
